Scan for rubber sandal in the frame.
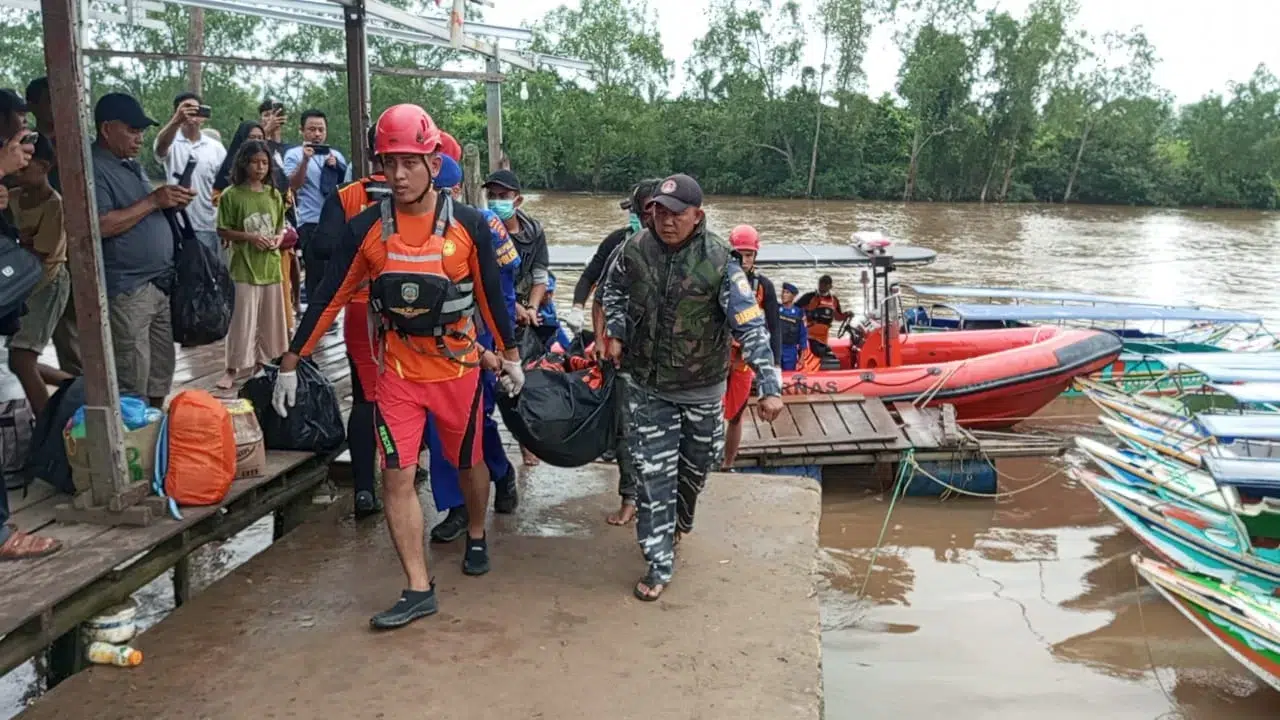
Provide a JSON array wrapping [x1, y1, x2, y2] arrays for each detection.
[[0, 531, 61, 561], [633, 571, 666, 602]]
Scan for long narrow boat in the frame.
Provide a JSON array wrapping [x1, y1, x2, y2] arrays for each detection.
[[1071, 466, 1280, 593], [781, 326, 1120, 428], [1074, 437, 1280, 538], [1133, 555, 1280, 692]]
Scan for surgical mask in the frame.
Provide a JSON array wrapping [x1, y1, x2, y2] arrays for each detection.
[[628, 213, 642, 233], [488, 198, 516, 220]]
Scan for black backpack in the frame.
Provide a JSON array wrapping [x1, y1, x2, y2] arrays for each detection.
[[22, 376, 84, 494]]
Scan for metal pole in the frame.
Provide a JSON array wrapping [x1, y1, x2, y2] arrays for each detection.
[[41, 0, 130, 502], [485, 55, 503, 173], [343, 0, 370, 177]]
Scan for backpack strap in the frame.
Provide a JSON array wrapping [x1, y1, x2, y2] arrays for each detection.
[[152, 414, 183, 521]]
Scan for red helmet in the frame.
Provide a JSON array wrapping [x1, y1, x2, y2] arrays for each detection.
[[374, 104, 441, 157], [438, 132, 462, 162], [729, 225, 760, 252]]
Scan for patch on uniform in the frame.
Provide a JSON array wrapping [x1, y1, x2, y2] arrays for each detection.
[[401, 283, 419, 303], [496, 241, 518, 267], [734, 305, 762, 325], [442, 238, 456, 257], [661, 179, 677, 194], [735, 275, 752, 294]]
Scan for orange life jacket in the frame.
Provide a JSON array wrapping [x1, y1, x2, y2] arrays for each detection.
[[367, 196, 478, 362]]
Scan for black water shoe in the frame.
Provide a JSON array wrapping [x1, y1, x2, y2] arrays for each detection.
[[354, 490, 382, 519], [493, 467, 518, 514], [463, 535, 490, 576], [414, 465, 430, 487], [370, 587, 437, 630], [430, 506, 468, 543]]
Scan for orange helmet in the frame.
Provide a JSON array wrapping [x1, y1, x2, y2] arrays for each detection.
[[438, 131, 462, 162], [729, 225, 760, 252], [373, 104, 441, 157]]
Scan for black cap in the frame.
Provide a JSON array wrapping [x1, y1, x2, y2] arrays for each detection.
[[647, 173, 703, 213], [31, 133, 54, 164], [0, 89, 27, 116], [93, 93, 158, 130], [483, 169, 521, 192]]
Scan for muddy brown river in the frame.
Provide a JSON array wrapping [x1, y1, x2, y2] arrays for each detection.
[[4, 195, 1280, 718]]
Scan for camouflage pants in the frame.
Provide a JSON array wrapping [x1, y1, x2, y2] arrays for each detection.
[[622, 378, 725, 585], [615, 381, 636, 503]]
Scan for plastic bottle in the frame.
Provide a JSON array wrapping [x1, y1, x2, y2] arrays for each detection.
[[86, 642, 143, 667]]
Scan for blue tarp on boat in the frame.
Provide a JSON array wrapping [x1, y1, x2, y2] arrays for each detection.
[[1161, 352, 1280, 370], [1195, 414, 1280, 440], [907, 284, 1194, 307], [1205, 457, 1280, 491], [936, 303, 1262, 324], [1209, 382, 1280, 404]]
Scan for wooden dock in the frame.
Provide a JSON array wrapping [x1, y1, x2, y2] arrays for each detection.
[[734, 395, 1064, 468], [2, 318, 363, 684]]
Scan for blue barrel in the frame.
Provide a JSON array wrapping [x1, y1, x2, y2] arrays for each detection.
[[902, 459, 997, 497]]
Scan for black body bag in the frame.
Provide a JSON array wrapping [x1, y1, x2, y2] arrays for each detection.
[[497, 361, 618, 468], [168, 209, 234, 346]]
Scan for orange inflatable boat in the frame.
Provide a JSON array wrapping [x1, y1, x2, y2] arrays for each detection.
[[785, 325, 1122, 428]]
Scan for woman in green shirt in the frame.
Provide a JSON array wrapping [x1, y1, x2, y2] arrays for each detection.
[[215, 140, 288, 390]]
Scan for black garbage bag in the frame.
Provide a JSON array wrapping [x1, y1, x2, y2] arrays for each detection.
[[239, 358, 345, 452], [22, 376, 84, 494], [170, 211, 234, 346], [514, 325, 545, 364], [567, 330, 595, 359], [497, 362, 617, 468]]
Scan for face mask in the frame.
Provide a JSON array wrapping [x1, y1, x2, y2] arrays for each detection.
[[628, 213, 642, 233], [488, 199, 516, 220]]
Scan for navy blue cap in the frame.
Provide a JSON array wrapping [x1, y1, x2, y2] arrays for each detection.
[[483, 169, 520, 192], [434, 155, 463, 190], [93, 93, 158, 130], [782, 282, 799, 295], [648, 173, 703, 213]]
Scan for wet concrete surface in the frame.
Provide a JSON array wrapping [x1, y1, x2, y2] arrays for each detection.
[[19, 465, 822, 720], [818, 456, 1280, 719]]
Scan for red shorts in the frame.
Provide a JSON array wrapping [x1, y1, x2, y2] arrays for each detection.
[[374, 369, 483, 470], [724, 365, 753, 422], [344, 301, 379, 403]]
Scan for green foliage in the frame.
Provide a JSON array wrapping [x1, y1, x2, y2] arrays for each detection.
[[1, 0, 1278, 207]]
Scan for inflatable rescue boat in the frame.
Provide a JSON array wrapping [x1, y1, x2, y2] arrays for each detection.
[[787, 323, 1122, 429]]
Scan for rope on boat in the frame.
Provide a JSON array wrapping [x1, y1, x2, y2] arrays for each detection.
[[856, 451, 913, 600], [1131, 562, 1181, 715]]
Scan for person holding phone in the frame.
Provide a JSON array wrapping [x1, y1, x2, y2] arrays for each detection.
[[283, 109, 347, 305], [154, 91, 227, 261]]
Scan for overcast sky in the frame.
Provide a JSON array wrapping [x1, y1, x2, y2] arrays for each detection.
[[496, 0, 1279, 105]]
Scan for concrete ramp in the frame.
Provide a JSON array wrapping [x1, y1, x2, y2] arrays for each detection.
[[23, 467, 822, 720]]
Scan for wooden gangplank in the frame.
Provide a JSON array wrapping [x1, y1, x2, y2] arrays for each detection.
[[735, 395, 912, 466], [2, 317, 363, 682]]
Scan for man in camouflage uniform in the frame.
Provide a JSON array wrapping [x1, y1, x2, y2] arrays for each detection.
[[600, 173, 784, 602]]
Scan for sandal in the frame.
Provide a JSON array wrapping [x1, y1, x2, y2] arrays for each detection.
[[633, 571, 667, 602], [0, 531, 61, 560]]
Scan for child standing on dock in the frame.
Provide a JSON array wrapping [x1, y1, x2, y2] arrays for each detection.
[[778, 282, 807, 371], [215, 140, 287, 390]]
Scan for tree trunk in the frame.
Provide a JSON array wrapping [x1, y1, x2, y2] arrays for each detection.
[[806, 83, 826, 197], [979, 148, 1000, 203], [186, 8, 205, 94], [1063, 117, 1093, 204], [998, 145, 1018, 202], [904, 126, 923, 202]]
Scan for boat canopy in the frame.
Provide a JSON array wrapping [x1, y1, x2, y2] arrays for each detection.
[[1204, 457, 1280, 491], [936, 303, 1262, 324], [906, 284, 1194, 307], [1195, 413, 1280, 440], [548, 243, 938, 269], [1209, 382, 1280, 404], [1157, 352, 1280, 383]]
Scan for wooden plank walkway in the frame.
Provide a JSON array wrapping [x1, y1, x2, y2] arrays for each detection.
[[0, 313, 363, 680], [734, 395, 913, 466]]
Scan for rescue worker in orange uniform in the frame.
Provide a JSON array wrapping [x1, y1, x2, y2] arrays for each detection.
[[272, 105, 522, 630], [721, 225, 780, 469], [796, 274, 847, 346]]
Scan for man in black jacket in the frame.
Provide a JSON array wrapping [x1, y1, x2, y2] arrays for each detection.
[[566, 178, 661, 332]]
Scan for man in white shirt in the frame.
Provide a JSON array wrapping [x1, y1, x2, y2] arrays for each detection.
[[154, 92, 227, 259], [282, 109, 346, 302]]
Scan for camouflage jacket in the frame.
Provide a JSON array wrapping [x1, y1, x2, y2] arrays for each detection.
[[601, 223, 782, 397]]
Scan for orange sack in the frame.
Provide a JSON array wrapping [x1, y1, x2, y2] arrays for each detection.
[[164, 389, 237, 506]]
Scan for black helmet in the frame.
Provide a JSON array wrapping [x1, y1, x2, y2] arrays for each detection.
[[619, 177, 663, 211]]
